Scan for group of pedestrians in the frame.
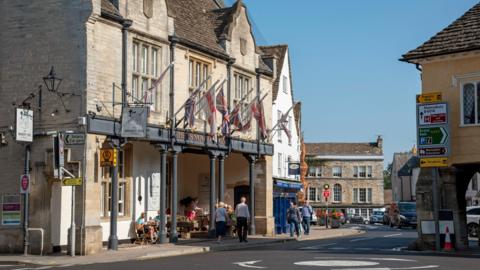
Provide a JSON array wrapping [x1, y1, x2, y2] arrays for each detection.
[[214, 196, 250, 243], [287, 201, 313, 238]]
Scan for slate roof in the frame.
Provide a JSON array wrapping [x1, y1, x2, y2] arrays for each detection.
[[398, 156, 420, 177], [401, 2, 480, 61], [305, 142, 383, 156], [101, 0, 121, 17], [166, 0, 228, 56], [259, 45, 291, 101]]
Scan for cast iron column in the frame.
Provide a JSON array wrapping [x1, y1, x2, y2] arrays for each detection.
[[158, 147, 168, 244], [208, 153, 217, 238], [218, 154, 225, 203], [108, 139, 119, 250], [121, 19, 132, 106], [170, 149, 179, 243], [248, 155, 256, 235]]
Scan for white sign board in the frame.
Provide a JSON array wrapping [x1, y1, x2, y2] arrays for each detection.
[[420, 220, 454, 234], [148, 173, 160, 211], [121, 107, 148, 138], [417, 103, 448, 126], [15, 108, 33, 142]]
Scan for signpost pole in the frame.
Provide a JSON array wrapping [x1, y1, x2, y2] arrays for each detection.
[[23, 145, 30, 256], [70, 185, 75, 256], [325, 199, 328, 229], [108, 140, 119, 250], [432, 168, 441, 251]]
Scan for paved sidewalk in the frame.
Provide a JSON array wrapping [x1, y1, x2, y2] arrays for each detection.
[[0, 226, 362, 267]]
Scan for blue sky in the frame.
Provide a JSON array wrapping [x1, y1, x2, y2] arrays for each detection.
[[225, 0, 479, 165]]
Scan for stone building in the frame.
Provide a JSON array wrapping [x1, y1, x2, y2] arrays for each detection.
[[392, 152, 419, 202], [0, 0, 278, 255], [401, 2, 480, 250], [304, 137, 385, 220], [259, 45, 302, 234]]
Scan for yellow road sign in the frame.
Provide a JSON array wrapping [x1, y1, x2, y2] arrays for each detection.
[[62, 178, 82, 186], [420, 157, 448, 168], [100, 148, 117, 167], [416, 92, 442, 104]]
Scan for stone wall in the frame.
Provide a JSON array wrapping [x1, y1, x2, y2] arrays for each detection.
[[306, 159, 385, 208]]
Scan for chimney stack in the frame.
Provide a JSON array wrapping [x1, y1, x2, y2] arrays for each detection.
[[376, 135, 383, 149]]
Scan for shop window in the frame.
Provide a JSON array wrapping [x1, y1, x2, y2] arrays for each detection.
[[332, 166, 342, 178], [100, 145, 131, 218], [333, 184, 342, 203], [132, 40, 162, 111], [462, 82, 480, 125], [361, 209, 368, 218]]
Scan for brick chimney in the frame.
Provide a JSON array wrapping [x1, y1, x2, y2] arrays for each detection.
[[376, 135, 383, 149]]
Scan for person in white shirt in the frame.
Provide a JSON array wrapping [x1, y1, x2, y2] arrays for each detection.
[[235, 197, 250, 242]]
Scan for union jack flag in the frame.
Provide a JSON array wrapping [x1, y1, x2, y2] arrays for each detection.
[[216, 87, 230, 136], [230, 105, 242, 129], [252, 99, 267, 139], [184, 95, 196, 128]]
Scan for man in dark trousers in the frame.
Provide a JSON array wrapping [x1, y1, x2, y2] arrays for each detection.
[[235, 197, 250, 242]]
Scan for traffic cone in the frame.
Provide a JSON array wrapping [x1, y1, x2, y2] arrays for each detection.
[[443, 225, 453, 251]]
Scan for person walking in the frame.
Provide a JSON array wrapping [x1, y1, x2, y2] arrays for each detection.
[[235, 197, 250, 243], [287, 202, 301, 238], [301, 201, 313, 235], [215, 202, 229, 243]]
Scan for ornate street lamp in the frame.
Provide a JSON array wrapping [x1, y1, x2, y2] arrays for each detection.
[[42, 66, 62, 93]]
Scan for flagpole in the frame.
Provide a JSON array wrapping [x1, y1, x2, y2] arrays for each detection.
[[268, 101, 299, 139], [194, 79, 226, 116], [230, 91, 268, 136], [174, 75, 212, 117]]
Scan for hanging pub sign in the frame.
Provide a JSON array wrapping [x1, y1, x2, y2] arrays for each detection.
[[121, 107, 148, 138], [288, 162, 301, 176], [15, 108, 33, 142]]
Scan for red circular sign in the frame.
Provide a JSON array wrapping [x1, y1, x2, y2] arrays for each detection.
[[21, 174, 29, 192], [323, 190, 331, 198]]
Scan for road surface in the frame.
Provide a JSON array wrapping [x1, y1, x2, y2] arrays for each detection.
[[2, 224, 479, 270]]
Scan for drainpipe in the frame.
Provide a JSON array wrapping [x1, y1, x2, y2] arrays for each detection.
[[121, 20, 133, 109], [169, 36, 179, 147]]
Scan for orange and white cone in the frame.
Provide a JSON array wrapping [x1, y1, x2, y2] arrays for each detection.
[[443, 225, 453, 251]]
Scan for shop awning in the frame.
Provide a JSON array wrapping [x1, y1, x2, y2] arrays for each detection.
[[274, 178, 303, 190]]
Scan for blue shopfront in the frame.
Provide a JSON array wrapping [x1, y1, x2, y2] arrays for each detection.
[[273, 178, 303, 234]]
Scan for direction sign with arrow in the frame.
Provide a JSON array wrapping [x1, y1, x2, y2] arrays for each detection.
[[62, 177, 82, 186], [418, 127, 448, 146]]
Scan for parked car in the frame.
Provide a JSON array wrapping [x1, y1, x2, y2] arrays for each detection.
[[388, 202, 417, 228], [466, 206, 480, 237], [350, 215, 368, 224], [369, 209, 385, 224]]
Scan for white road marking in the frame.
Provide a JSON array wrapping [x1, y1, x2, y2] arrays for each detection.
[[367, 258, 416, 262], [233, 260, 266, 269], [299, 243, 337, 250], [350, 237, 375, 242], [333, 266, 439, 270], [295, 260, 379, 267], [383, 233, 402, 238], [328, 247, 347, 250], [391, 246, 407, 251]]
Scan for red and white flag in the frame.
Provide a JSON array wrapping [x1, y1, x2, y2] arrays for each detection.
[[204, 86, 217, 137], [252, 99, 268, 139], [143, 62, 174, 104]]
